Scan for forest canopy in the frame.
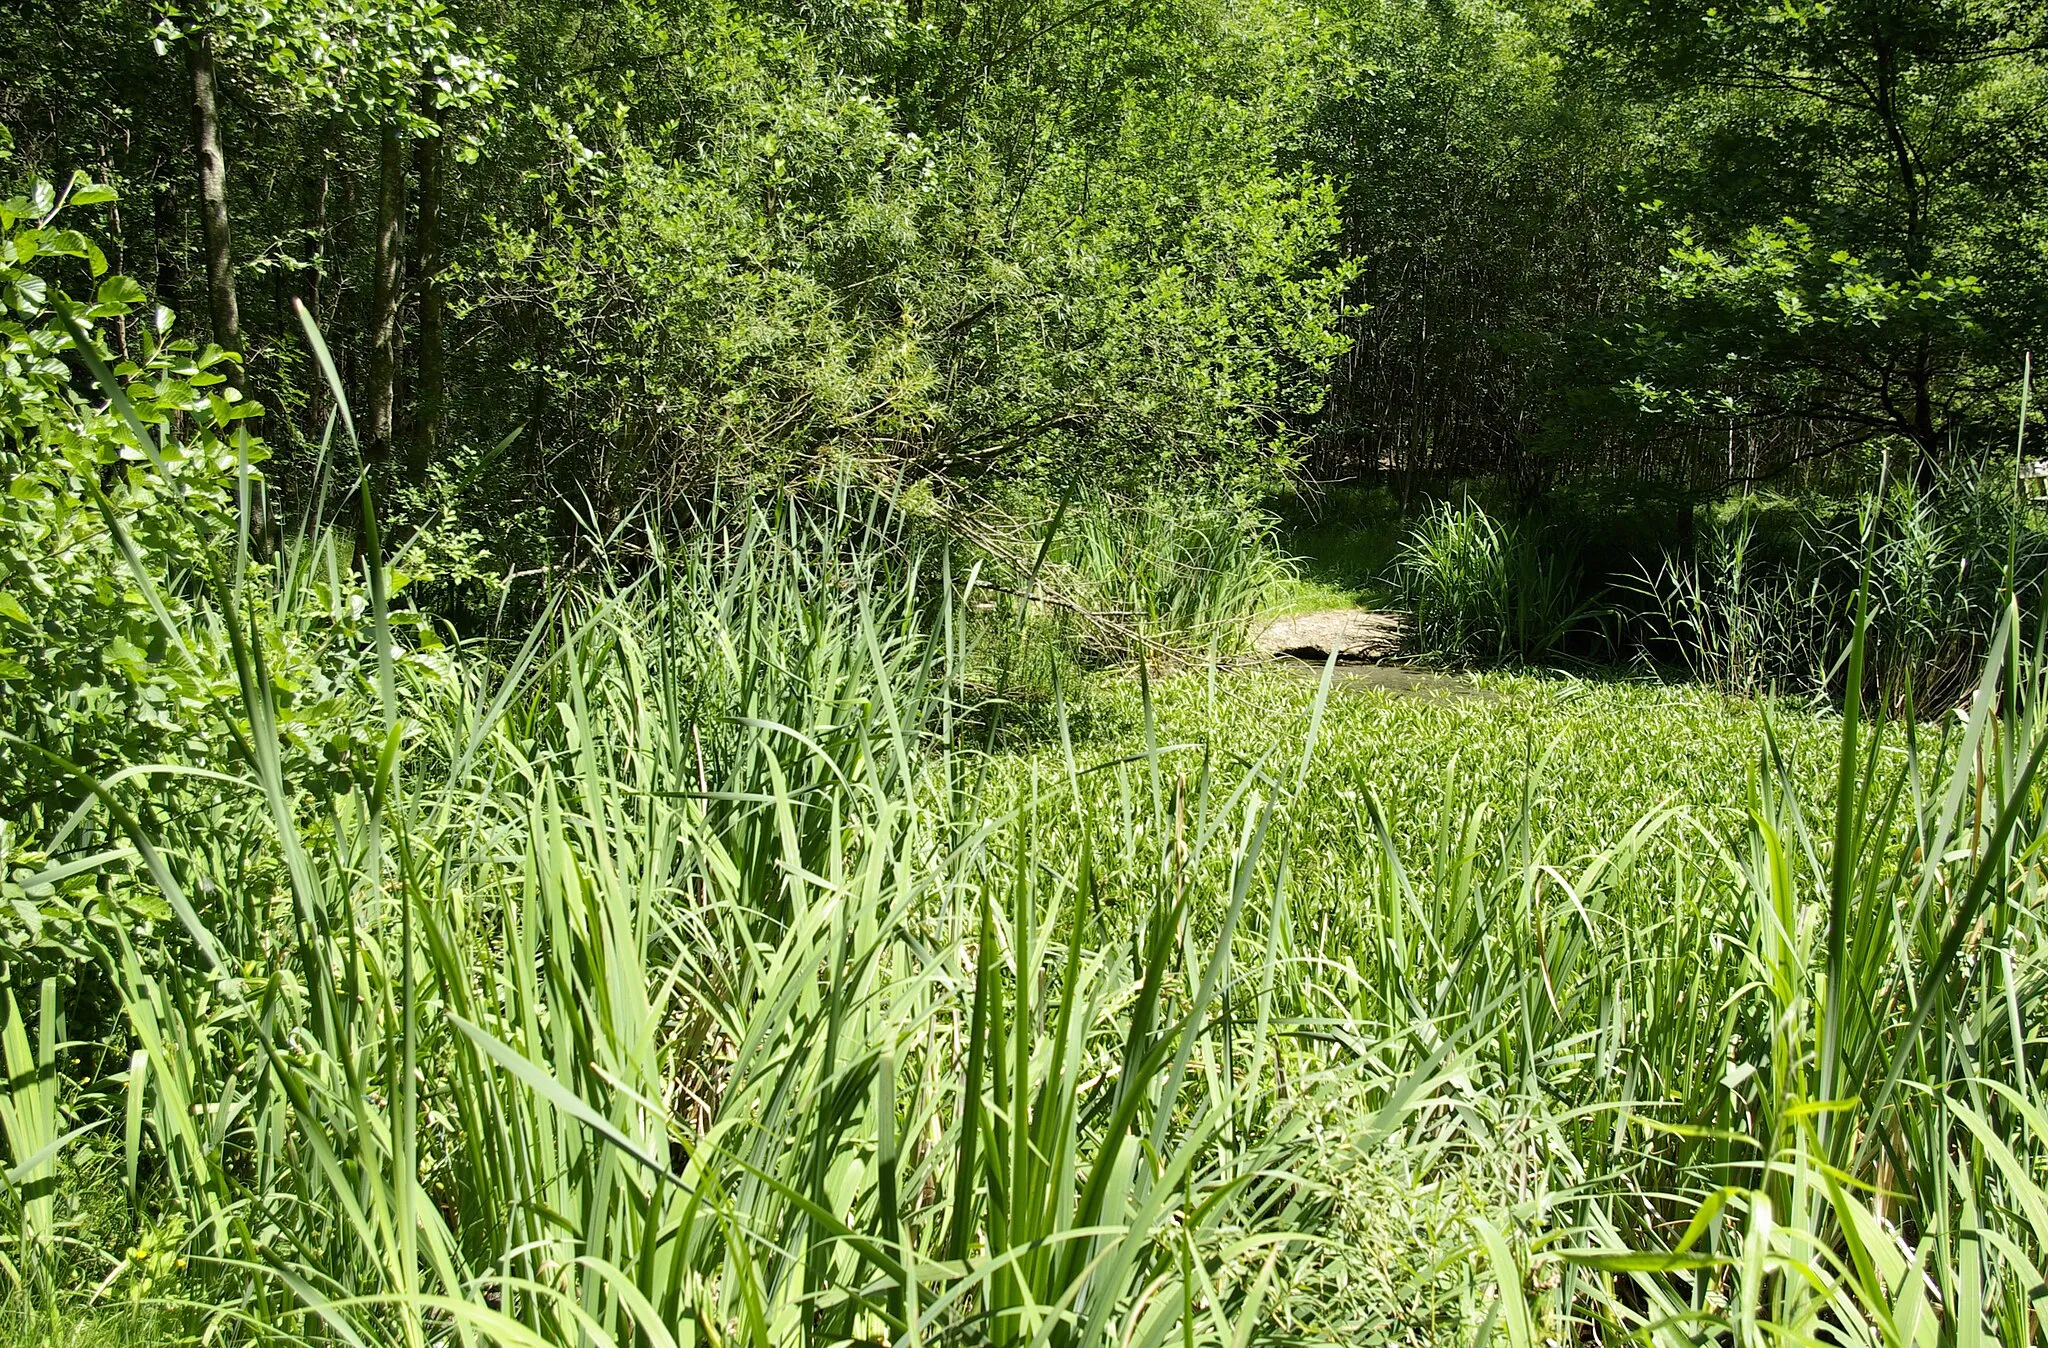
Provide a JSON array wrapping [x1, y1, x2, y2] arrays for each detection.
[[4, 0, 2045, 545]]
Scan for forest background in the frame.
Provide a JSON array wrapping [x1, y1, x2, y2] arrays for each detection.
[[10, 0, 2046, 570]]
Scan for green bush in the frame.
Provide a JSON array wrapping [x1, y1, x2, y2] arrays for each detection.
[[471, 29, 1353, 505], [0, 175, 260, 821], [0, 180, 402, 992]]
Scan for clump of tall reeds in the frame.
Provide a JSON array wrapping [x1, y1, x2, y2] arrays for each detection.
[[1055, 495, 1295, 658], [1347, 537, 2048, 1342], [927, 487, 1294, 669], [1642, 476, 2048, 705], [0, 316, 1369, 1347], [1392, 498, 1600, 663], [1541, 594, 2048, 1343]]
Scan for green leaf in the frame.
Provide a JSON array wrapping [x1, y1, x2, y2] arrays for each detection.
[[97, 275, 145, 307], [1470, 1216, 1535, 1348], [39, 229, 90, 259], [1560, 1250, 1733, 1273], [0, 591, 30, 624]]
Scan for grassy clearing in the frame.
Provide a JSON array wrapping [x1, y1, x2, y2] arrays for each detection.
[[1267, 486, 1405, 612], [994, 664, 1841, 879]]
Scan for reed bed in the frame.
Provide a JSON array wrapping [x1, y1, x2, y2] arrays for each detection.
[[5, 338, 2048, 1347]]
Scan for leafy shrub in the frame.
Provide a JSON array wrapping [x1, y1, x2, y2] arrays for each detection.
[[0, 174, 259, 822], [476, 64, 1353, 505], [0, 179, 404, 998]]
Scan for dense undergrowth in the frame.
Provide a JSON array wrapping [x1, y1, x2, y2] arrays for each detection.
[[7, 195, 2048, 1348], [1370, 479, 2048, 709]]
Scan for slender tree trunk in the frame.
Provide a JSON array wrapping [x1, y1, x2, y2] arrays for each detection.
[[367, 125, 407, 465], [151, 165, 183, 316], [305, 159, 330, 438], [1874, 34, 1942, 491], [409, 113, 445, 483], [185, 27, 242, 382], [187, 25, 272, 553], [1911, 333, 1942, 493]]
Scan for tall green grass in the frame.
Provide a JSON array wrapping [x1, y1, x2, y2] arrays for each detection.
[[990, 592, 2048, 1341], [1057, 495, 1294, 659], [0, 330, 1385, 1345], [1642, 480, 2048, 705], [937, 490, 1293, 666], [1392, 499, 1601, 664]]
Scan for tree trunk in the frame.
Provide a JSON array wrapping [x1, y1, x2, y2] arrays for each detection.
[[185, 27, 242, 383], [1912, 333, 1942, 493], [305, 159, 330, 438], [151, 166, 183, 317], [408, 113, 445, 484], [367, 125, 407, 465]]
